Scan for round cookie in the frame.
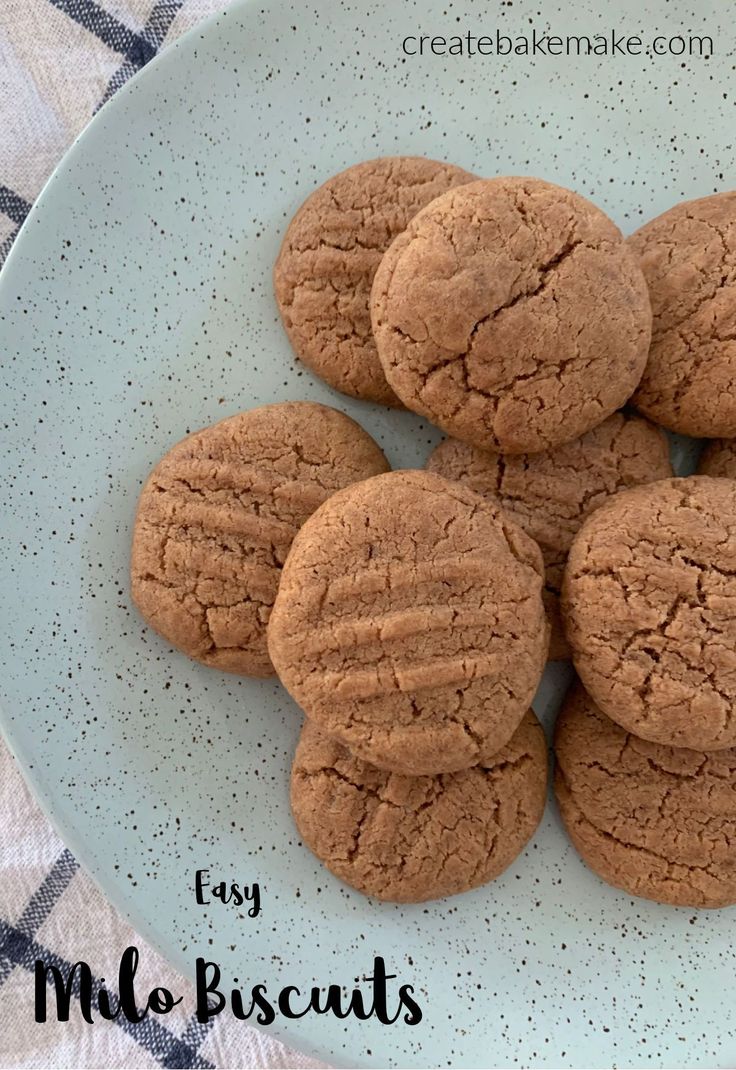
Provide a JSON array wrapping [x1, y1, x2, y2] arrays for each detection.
[[698, 438, 736, 479], [370, 177, 651, 454], [274, 156, 475, 407], [131, 402, 389, 676], [629, 191, 736, 438], [555, 682, 736, 908], [292, 710, 548, 902], [562, 476, 736, 750], [268, 470, 548, 774], [427, 412, 673, 660]]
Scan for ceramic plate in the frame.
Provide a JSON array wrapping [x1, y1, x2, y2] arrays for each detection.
[[1, 1, 734, 1066]]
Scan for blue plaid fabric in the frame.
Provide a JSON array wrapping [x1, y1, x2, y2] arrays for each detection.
[[0, 4, 323, 1068], [0, 739, 319, 1067], [0, 1, 187, 268], [0, 849, 215, 1068]]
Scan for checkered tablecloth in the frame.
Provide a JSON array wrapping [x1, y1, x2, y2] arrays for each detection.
[[0, 4, 325, 1068]]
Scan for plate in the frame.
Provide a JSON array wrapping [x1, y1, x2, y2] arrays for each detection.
[[0, 1, 734, 1066]]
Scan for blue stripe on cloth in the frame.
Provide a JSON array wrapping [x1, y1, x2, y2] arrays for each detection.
[[15, 849, 80, 937], [0, 186, 32, 226], [163, 1014, 218, 1069], [0, 920, 215, 1069], [48, 0, 158, 66], [0, 850, 79, 987], [96, 0, 184, 111], [177, 1013, 218, 1057], [0, 945, 16, 988]]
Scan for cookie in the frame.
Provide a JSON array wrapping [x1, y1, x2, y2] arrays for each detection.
[[427, 412, 673, 660], [562, 476, 736, 750], [698, 439, 736, 479], [292, 710, 547, 902], [370, 177, 651, 454], [274, 156, 475, 406], [554, 683, 736, 908], [131, 402, 389, 676], [629, 191, 736, 438], [268, 470, 548, 774]]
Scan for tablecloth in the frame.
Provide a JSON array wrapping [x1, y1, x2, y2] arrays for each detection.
[[0, 4, 325, 1068]]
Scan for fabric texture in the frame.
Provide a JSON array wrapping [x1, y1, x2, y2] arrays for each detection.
[[0, 3, 324, 1068]]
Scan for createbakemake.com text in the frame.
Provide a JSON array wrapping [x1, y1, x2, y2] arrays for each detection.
[[401, 28, 714, 59]]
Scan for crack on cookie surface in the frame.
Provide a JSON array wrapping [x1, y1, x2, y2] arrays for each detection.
[[268, 470, 548, 774], [629, 192, 736, 436], [131, 403, 389, 676], [292, 712, 547, 901], [371, 177, 651, 453], [274, 156, 475, 405], [554, 685, 736, 907], [563, 476, 736, 750], [427, 413, 672, 660]]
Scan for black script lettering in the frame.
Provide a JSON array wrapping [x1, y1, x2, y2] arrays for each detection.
[[311, 984, 370, 1020], [399, 984, 423, 1025], [195, 869, 260, 916], [35, 948, 181, 1024], [195, 958, 226, 1023], [35, 960, 93, 1024], [278, 985, 311, 1019]]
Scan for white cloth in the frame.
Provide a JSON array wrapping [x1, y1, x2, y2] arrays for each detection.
[[0, 4, 324, 1067]]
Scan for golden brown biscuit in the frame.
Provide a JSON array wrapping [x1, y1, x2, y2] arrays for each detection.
[[555, 682, 736, 908], [370, 177, 651, 453], [268, 470, 548, 774], [274, 156, 475, 406], [629, 191, 736, 438], [698, 438, 736, 478], [292, 711, 547, 902], [131, 402, 389, 676], [426, 412, 672, 659], [562, 476, 736, 750]]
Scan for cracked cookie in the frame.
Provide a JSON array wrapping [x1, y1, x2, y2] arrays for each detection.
[[268, 469, 548, 774], [292, 710, 547, 902], [554, 682, 736, 908], [562, 476, 736, 750], [131, 402, 389, 676], [629, 191, 736, 438], [370, 177, 651, 454], [274, 156, 475, 407], [426, 412, 673, 660], [698, 438, 736, 479]]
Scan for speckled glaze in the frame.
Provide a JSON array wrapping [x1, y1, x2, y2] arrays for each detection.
[[0, 1, 732, 1066]]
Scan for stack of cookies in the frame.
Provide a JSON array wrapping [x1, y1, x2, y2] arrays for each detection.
[[269, 469, 550, 902], [131, 156, 736, 907], [556, 474, 736, 909]]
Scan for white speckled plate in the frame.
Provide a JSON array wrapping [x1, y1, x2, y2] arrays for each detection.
[[1, 1, 734, 1066]]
